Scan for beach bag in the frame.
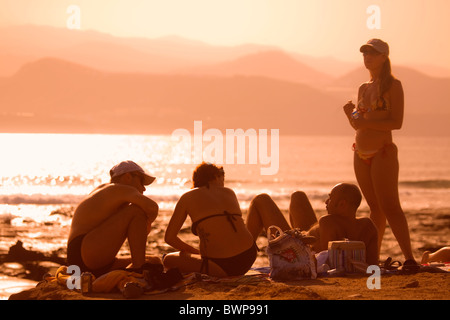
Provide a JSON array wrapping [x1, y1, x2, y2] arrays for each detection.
[[267, 226, 317, 280]]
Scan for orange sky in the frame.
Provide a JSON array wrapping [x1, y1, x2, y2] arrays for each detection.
[[1, 0, 449, 70]]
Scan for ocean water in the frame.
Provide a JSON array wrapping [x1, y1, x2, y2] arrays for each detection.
[[0, 133, 449, 258]]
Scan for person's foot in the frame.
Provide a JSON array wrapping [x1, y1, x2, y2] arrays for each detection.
[[400, 259, 420, 274], [420, 251, 431, 264]]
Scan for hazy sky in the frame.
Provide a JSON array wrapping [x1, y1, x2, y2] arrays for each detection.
[[1, 0, 449, 69]]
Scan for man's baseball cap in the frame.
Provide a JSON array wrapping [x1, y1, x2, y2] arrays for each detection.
[[360, 39, 389, 56], [110, 160, 156, 185]]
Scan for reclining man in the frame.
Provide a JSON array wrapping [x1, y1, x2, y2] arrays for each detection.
[[246, 183, 379, 266]]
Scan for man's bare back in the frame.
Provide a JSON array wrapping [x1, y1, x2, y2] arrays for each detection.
[[67, 161, 159, 276], [313, 214, 378, 265], [69, 183, 157, 243]]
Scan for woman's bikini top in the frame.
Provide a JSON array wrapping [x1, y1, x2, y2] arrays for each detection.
[[191, 210, 241, 236], [357, 83, 390, 113]]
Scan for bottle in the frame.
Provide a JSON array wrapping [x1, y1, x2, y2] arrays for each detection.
[[351, 108, 360, 119], [81, 272, 93, 294]]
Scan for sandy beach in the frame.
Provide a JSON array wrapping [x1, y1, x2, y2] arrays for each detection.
[[1, 1, 450, 313], [6, 265, 449, 302], [1, 206, 449, 302]]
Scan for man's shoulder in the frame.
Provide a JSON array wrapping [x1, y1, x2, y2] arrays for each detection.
[[318, 214, 345, 227], [91, 183, 136, 196], [92, 183, 110, 190]]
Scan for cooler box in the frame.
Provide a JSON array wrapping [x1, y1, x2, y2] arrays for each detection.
[[328, 240, 366, 272]]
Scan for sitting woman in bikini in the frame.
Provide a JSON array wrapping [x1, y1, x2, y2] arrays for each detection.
[[163, 163, 258, 277], [343, 39, 418, 270]]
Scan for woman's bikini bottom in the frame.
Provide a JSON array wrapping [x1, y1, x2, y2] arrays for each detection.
[[353, 143, 394, 166], [200, 242, 258, 276]]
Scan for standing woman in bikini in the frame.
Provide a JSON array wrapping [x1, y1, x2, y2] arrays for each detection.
[[163, 163, 258, 277], [343, 39, 417, 270]]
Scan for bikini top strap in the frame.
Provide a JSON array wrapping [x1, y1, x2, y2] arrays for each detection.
[[223, 210, 238, 233], [191, 211, 241, 235]]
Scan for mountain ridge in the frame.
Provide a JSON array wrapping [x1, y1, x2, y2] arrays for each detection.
[[1, 25, 449, 136]]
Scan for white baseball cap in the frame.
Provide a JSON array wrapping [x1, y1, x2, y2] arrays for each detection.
[[360, 39, 389, 56], [110, 160, 155, 185]]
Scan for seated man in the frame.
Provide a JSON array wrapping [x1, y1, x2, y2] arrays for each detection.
[[246, 183, 379, 265], [67, 160, 160, 277]]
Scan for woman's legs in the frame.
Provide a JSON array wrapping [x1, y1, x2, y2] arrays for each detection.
[[371, 144, 414, 261], [354, 145, 415, 261], [354, 151, 385, 255]]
